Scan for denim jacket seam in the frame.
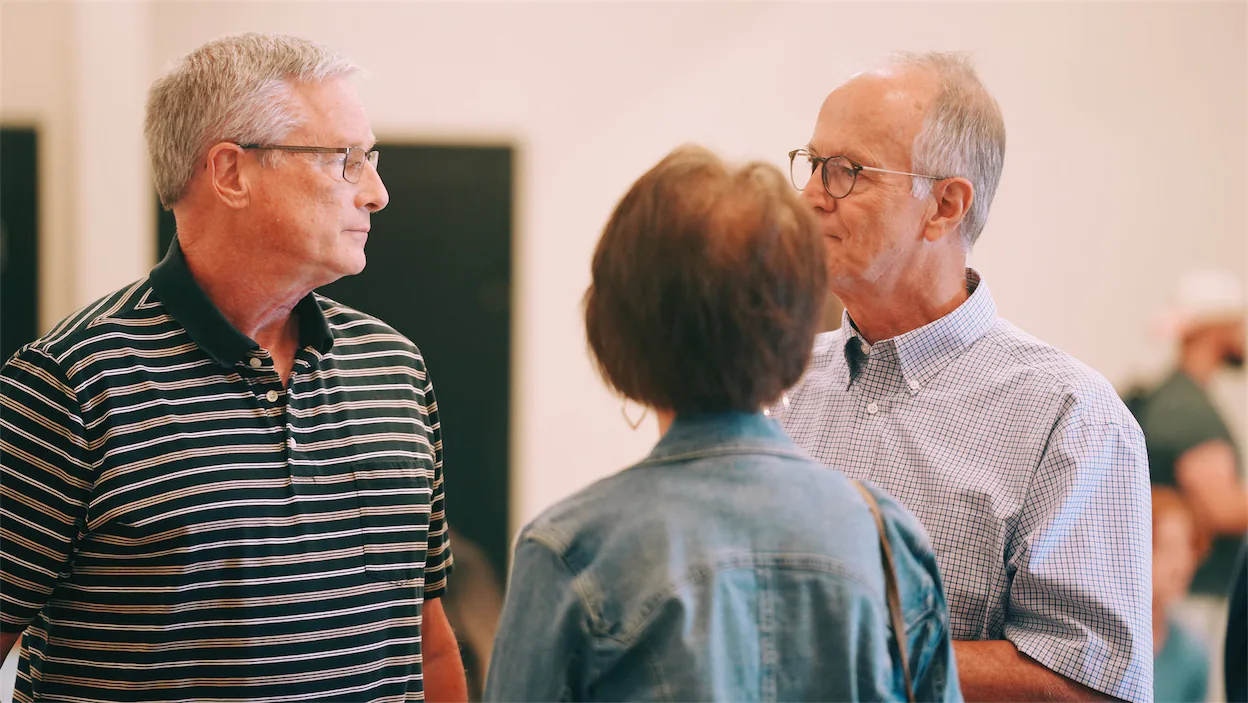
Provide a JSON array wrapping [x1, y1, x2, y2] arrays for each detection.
[[614, 552, 884, 645], [571, 574, 610, 637], [903, 598, 944, 636], [522, 523, 573, 556], [642, 647, 673, 703], [520, 528, 610, 637]]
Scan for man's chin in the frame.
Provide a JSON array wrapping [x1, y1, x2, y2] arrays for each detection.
[[321, 256, 366, 284], [339, 245, 368, 275], [345, 256, 367, 277]]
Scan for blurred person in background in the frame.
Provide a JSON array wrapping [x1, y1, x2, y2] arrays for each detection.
[[774, 51, 1152, 701], [1224, 545, 1247, 703], [1127, 268, 1248, 701], [1130, 269, 1247, 591], [0, 33, 465, 702], [440, 529, 505, 701], [1153, 487, 1213, 702], [484, 146, 961, 702]]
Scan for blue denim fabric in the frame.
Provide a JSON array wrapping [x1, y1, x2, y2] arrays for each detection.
[[485, 412, 962, 702]]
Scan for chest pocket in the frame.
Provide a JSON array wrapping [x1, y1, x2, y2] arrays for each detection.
[[350, 459, 434, 585]]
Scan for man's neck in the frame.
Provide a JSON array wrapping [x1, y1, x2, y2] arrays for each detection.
[[180, 236, 310, 350], [837, 262, 969, 344]]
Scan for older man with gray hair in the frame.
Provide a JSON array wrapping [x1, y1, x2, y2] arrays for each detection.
[[0, 33, 466, 701], [774, 52, 1151, 700]]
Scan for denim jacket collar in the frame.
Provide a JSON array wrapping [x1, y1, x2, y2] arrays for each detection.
[[638, 411, 808, 467]]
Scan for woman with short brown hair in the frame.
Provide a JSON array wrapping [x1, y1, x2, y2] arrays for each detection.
[[485, 146, 961, 702]]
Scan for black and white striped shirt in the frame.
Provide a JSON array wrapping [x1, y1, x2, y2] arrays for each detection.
[[1, 239, 453, 702]]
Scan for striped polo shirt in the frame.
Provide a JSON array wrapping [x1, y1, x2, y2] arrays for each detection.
[[0, 239, 453, 702]]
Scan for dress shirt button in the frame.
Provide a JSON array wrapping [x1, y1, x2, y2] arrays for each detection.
[[249, 357, 262, 369], [908, 380, 920, 391], [266, 389, 280, 403], [762, 408, 771, 417], [867, 402, 879, 414], [860, 342, 871, 355]]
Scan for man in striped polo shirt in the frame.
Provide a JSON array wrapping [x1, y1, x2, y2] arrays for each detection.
[[0, 34, 466, 702]]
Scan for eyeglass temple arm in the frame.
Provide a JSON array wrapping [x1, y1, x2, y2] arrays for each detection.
[[792, 150, 946, 182], [857, 165, 945, 181], [238, 144, 349, 154]]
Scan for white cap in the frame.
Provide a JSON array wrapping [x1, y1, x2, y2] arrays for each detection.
[[1156, 269, 1246, 339]]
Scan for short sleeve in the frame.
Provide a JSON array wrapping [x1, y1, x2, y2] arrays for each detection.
[[1005, 410, 1152, 702], [420, 357, 453, 598], [1, 346, 93, 632]]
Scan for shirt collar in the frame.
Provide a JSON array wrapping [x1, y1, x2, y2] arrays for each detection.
[[149, 236, 334, 369], [837, 268, 998, 390], [641, 411, 804, 465]]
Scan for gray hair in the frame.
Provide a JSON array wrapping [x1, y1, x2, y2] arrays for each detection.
[[144, 33, 358, 208], [889, 51, 1005, 249]]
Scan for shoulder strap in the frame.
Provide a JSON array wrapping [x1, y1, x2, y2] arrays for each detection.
[[852, 479, 916, 703]]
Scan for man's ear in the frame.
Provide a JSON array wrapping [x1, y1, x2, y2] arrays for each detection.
[[205, 143, 252, 209], [922, 177, 973, 244]]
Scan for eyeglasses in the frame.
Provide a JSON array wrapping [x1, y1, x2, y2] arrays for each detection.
[[788, 149, 945, 199], [238, 144, 380, 184]]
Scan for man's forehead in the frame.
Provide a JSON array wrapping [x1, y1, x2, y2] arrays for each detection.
[[827, 73, 932, 121], [286, 119, 375, 147], [287, 80, 376, 147], [809, 75, 931, 158]]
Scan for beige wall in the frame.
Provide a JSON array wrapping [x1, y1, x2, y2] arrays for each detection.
[[2, 1, 154, 328], [2, 2, 1245, 541], [2, 1, 76, 329]]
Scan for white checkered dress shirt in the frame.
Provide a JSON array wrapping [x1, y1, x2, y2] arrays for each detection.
[[773, 269, 1152, 702]]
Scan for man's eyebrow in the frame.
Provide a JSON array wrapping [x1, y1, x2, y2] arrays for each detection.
[[806, 144, 855, 161]]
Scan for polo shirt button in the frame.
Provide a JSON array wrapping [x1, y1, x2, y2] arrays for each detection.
[[249, 357, 262, 369], [867, 402, 879, 414], [288, 436, 297, 450], [266, 390, 279, 402]]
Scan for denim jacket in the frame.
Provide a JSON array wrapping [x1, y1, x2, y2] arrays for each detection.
[[485, 412, 962, 702]]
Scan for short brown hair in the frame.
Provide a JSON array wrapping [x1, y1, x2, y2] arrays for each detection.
[[584, 145, 827, 414]]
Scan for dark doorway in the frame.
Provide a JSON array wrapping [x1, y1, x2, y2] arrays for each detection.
[[156, 144, 514, 584], [1, 128, 40, 362]]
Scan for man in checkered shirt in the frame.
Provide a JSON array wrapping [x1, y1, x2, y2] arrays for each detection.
[[776, 52, 1151, 701]]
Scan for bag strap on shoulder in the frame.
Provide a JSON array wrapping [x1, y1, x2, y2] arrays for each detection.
[[852, 479, 916, 703]]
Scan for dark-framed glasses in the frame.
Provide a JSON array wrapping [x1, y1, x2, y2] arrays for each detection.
[[788, 148, 945, 199], [238, 144, 380, 184]]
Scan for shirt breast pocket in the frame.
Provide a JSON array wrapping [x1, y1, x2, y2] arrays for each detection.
[[350, 459, 433, 585]]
